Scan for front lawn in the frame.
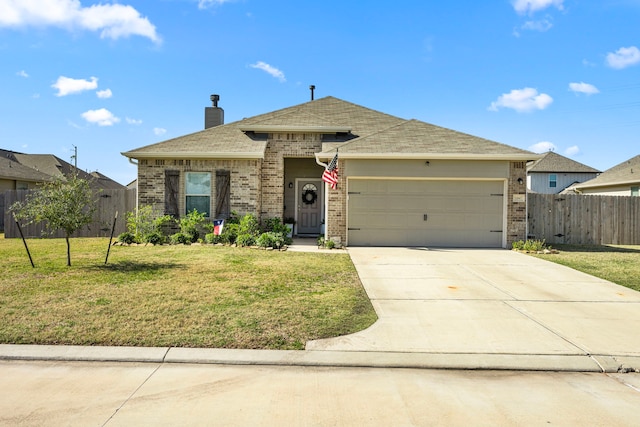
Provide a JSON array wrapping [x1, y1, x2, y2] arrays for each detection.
[[530, 244, 640, 292], [0, 237, 377, 350]]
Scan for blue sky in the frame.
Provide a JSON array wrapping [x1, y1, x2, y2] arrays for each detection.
[[1, 0, 639, 185]]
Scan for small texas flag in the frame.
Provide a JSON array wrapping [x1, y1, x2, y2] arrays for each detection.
[[213, 219, 224, 236]]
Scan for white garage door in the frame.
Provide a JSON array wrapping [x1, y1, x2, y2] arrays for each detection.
[[347, 180, 504, 247]]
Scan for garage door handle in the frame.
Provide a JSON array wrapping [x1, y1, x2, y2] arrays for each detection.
[[423, 214, 428, 221]]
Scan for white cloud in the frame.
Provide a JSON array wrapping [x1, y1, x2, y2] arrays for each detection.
[[564, 145, 580, 156], [52, 76, 98, 96], [512, 0, 564, 14], [0, 0, 160, 43], [81, 108, 120, 126], [198, 0, 234, 9], [153, 127, 167, 136], [568, 82, 599, 95], [250, 61, 286, 82], [126, 117, 142, 125], [521, 19, 553, 32], [96, 88, 112, 99], [529, 141, 557, 153], [489, 88, 553, 113], [16, 70, 29, 78], [606, 46, 640, 69]]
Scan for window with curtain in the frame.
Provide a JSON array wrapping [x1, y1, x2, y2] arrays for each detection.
[[185, 172, 211, 217]]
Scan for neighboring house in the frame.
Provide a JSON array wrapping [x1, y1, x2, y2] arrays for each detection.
[[1, 148, 126, 232], [122, 95, 539, 248], [6, 151, 125, 191], [526, 151, 600, 194], [0, 153, 54, 191], [570, 154, 640, 196]]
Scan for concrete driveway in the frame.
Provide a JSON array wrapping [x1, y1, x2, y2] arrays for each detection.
[[307, 248, 640, 372]]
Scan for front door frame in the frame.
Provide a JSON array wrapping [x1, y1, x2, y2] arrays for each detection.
[[295, 177, 324, 235]]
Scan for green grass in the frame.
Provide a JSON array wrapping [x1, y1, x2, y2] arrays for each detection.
[[530, 244, 640, 292], [0, 236, 377, 350]]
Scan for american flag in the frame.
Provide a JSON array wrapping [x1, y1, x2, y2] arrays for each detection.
[[322, 152, 339, 190]]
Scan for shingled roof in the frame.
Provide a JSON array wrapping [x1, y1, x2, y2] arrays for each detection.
[[321, 119, 535, 160], [528, 151, 600, 173], [122, 97, 404, 159], [123, 96, 537, 161], [0, 157, 53, 182], [574, 154, 640, 190]]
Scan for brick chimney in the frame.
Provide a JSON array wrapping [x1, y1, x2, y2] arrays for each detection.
[[205, 94, 224, 129]]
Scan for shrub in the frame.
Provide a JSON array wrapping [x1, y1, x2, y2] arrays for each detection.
[[117, 232, 137, 244], [234, 214, 260, 246], [144, 231, 166, 245], [178, 209, 209, 243], [238, 214, 260, 236], [170, 232, 191, 245], [262, 217, 288, 234], [236, 233, 256, 247], [261, 217, 292, 245], [316, 236, 336, 249], [226, 211, 241, 225], [125, 207, 174, 243], [221, 223, 239, 244], [512, 239, 549, 252], [256, 232, 286, 249]]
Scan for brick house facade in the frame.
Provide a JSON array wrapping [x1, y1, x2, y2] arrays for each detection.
[[123, 96, 538, 248]]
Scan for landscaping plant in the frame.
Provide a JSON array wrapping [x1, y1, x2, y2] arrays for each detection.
[[10, 175, 97, 266]]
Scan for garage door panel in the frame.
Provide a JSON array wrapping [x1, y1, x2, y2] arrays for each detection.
[[348, 179, 504, 247]]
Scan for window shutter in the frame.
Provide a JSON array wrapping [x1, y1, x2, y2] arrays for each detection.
[[165, 170, 180, 216], [216, 170, 230, 219]]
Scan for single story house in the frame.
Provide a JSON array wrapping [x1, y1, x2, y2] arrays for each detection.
[[0, 150, 54, 191], [1, 148, 125, 191], [570, 154, 640, 196], [122, 95, 539, 248], [527, 151, 599, 194]]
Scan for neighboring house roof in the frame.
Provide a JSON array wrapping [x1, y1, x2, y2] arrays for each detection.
[[123, 96, 538, 162], [13, 153, 72, 179], [1, 149, 125, 189], [90, 171, 128, 190], [528, 151, 600, 173], [0, 157, 54, 182], [573, 154, 640, 191]]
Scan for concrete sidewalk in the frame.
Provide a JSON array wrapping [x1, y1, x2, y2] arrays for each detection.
[[307, 247, 640, 372], [1, 247, 639, 372]]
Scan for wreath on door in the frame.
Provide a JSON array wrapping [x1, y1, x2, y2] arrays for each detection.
[[301, 184, 318, 205]]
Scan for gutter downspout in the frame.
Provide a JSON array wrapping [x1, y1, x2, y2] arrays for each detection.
[[126, 157, 139, 211]]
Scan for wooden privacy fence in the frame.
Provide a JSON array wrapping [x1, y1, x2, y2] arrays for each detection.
[[528, 193, 640, 245], [2, 188, 136, 238]]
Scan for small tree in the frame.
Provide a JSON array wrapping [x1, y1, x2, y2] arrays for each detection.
[[10, 175, 97, 266]]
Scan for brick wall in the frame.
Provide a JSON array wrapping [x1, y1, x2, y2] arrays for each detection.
[[260, 133, 322, 220], [325, 158, 347, 246], [506, 161, 527, 246], [137, 158, 261, 218]]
